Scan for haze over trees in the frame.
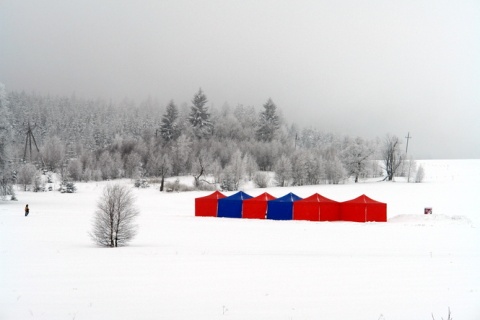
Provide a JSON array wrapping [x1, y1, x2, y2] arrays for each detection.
[[0, 83, 417, 194], [0, 83, 14, 198]]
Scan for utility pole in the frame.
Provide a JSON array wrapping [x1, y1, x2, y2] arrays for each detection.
[[405, 132, 412, 182], [405, 132, 412, 155]]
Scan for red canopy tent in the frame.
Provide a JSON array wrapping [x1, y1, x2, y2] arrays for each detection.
[[293, 193, 341, 221], [194, 191, 226, 217], [242, 192, 276, 219], [340, 194, 387, 222]]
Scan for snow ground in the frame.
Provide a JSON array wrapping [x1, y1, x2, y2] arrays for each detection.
[[1, 160, 479, 319]]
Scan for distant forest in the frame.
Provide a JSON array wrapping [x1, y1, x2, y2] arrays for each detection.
[[1, 84, 418, 194]]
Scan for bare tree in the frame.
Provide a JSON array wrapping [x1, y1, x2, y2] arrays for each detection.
[[148, 153, 172, 191], [90, 184, 139, 247], [191, 148, 213, 188], [382, 135, 403, 181]]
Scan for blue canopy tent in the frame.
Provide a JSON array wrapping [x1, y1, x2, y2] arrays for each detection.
[[266, 192, 303, 220], [217, 191, 253, 218]]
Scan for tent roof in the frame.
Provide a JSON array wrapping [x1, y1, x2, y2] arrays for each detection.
[[221, 191, 252, 201], [196, 190, 226, 200], [244, 192, 276, 202], [342, 194, 385, 204], [270, 192, 302, 203], [296, 193, 338, 203]]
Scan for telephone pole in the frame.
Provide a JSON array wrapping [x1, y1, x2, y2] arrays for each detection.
[[405, 132, 412, 182], [405, 132, 412, 155]]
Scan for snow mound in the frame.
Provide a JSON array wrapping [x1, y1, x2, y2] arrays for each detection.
[[388, 214, 473, 226]]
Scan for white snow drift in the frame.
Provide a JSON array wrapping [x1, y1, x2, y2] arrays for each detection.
[[1, 160, 479, 319]]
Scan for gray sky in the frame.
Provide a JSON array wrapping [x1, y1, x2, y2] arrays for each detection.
[[1, 0, 479, 159]]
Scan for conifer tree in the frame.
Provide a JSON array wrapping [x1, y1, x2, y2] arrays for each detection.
[[160, 100, 179, 141], [256, 98, 279, 142], [188, 88, 213, 138]]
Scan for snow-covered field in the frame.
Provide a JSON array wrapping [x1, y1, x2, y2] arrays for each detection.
[[1, 160, 479, 320]]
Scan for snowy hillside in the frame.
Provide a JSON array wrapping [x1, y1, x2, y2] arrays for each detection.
[[1, 160, 479, 319]]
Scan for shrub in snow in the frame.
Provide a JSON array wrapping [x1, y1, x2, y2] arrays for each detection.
[[59, 180, 77, 193], [197, 182, 215, 192], [253, 172, 270, 188], [134, 178, 149, 188], [415, 165, 425, 183], [164, 179, 199, 192], [164, 179, 180, 192], [90, 184, 139, 247]]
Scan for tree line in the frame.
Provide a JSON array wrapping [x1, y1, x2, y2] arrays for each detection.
[[0, 83, 423, 197]]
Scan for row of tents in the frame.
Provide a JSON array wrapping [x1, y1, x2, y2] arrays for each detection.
[[195, 191, 387, 222]]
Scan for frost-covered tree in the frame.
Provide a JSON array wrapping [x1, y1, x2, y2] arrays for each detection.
[[253, 172, 270, 188], [16, 163, 37, 191], [98, 151, 115, 180], [32, 170, 44, 192], [171, 134, 191, 176], [341, 137, 375, 183], [189, 88, 213, 138], [124, 152, 142, 179], [221, 149, 245, 191], [42, 136, 65, 171], [243, 152, 258, 180], [90, 184, 139, 247], [382, 135, 403, 181], [160, 100, 180, 142], [291, 150, 308, 186], [324, 156, 346, 184], [403, 157, 417, 183], [415, 164, 425, 183], [274, 154, 292, 187], [220, 166, 236, 191], [256, 98, 279, 142], [0, 83, 10, 164], [233, 104, 257, 140], [191, 148, 212, 188], [290, 150, 324, 186], [67, 159, 82, 181], [0, 83, 13, 198], [148, 153, 172, 191], [305, 152, 324, 185], [252, 140, 282, 171]]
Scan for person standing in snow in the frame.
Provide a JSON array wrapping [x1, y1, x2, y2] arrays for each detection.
[[25, 204, 29, 217]]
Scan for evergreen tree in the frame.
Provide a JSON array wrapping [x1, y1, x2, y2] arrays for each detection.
[[256, 98, 279, 142], [160, 100, 180, 141], [188, 88, 213, 138]]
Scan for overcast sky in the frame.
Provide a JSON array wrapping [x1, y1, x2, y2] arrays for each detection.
[[1, 0, 479, 159]]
